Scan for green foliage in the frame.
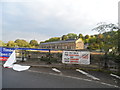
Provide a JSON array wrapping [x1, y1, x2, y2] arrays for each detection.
[[29, 40, 38, 47], [78, 34, 83, 39], [91, 23, 119, 52], [0, 40, 6, 46], [67, 33, 77, 39], [40, 41, 45, 44], [43, 37, 60, 43], [89, 42, 100, 50], [97, 34, 104, 39], [7, 41, 16, 47], [89, 37, 97, 44], [14, 39, 29, 47], [84, 35, 90, 39], [84, 39, 89, 44], [4, 30, 118, 51], [2, 23, 119, 52], [61, 35, 68, 40], [0, 40, 3, 46]]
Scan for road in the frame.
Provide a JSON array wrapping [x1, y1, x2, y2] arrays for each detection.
[[2, 67, 119, 88]]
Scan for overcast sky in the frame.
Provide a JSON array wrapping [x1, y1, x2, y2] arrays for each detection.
[[1, 0, 119, 43]]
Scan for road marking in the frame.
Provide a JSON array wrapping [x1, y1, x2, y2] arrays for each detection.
[[52, 68, 61, 73], [100, 82, 119, 88], [76, 69, 100, 80], [28, 69, 119, 88], [110, 74, 120, 79]]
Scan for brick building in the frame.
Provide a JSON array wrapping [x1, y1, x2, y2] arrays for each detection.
[[40, 38, 84, 50]]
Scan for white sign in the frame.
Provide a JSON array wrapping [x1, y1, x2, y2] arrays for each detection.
[[62, 51, 90, 65], [79, 51, 90, 65]]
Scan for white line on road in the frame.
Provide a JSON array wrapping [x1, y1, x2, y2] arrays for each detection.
[[52, 68, 61, 73], [110, 74, 120, 79], [28, 69, 119, 88], [76, 69, 100, 80], [100, 82, 119, 88]]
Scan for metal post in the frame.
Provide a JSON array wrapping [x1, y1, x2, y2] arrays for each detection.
[[104, 52, 108, 69], [22, 50, 24, 62], [117, 29, 120, 75], [47, 49, 51, 64]]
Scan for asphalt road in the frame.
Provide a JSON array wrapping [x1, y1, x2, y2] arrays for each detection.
[[2, 67, 119, 88]]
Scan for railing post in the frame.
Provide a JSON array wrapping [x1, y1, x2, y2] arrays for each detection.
[[22, 50, 25, 62]]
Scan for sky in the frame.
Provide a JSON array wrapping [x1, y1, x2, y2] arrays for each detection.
[[1, 0, 120, 43]]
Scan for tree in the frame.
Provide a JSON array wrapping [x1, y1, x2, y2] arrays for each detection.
[[0, 40, 6, 46], [92, 43, 100, 50], [92, 22, 118, 33], [29, 40, 38, 47], [61, 35, 68, 40], [97, 34, 104, 39], [93, 23, 118, 51], [84, 35, 90, 39], [40, 41, 45, 44], [0, 40, 3, 46], [78, 34, 83, 39], [84, 39, 89, 44], [14, 39, 21, 43], [89, 37, 96, 44], [7, 41, 16, 47], [14, 39, 29, 47], [92, 22, 119, 69], [44, 37, 60, 43], [67, 33, 77, 39]]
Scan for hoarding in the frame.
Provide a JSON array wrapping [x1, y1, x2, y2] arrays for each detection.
[[0, 47, 50, 61], [0, 47, 14, 61], [62, 51, 90, 65]]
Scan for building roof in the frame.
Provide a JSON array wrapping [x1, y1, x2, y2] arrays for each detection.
[[40, 39, 77, 45]]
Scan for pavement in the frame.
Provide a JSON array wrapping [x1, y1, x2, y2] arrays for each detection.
[[14, 60, 120, 88]]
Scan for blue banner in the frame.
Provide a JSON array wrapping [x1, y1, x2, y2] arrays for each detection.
[[0, 47, 51, 57], [0, 47, 14, 57]]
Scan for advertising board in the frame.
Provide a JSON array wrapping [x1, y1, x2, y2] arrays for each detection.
[[62, 51, 90, 65], [0, 47, 50, 61]]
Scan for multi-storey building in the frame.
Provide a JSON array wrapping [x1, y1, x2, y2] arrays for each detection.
[[40, 38, 84, 50]]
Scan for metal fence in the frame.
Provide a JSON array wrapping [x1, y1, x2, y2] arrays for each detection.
[[16, 50, 119, 73]]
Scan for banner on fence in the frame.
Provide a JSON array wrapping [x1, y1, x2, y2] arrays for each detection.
[[62, 51, 90, 65], [0, 47, 51, 61], [0, 47, 14, 61]]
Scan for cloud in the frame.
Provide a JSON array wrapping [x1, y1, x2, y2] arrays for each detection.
[[2, 31, 50, 43], [0, 2, 2, 40], [20, 0, 118, 29], [2, 0, 119, 42]]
